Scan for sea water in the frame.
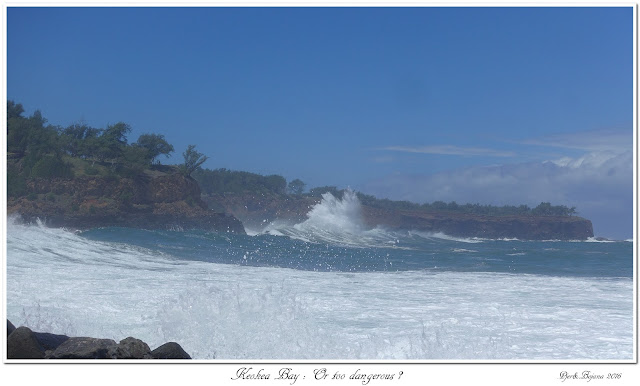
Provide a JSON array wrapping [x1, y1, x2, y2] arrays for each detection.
[[5, 192, 634, 360]]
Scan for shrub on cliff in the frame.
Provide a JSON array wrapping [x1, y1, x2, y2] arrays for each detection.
[[30, 156, 74, 178], [7, 164, 27, 197], [192, 168, 287, 195]]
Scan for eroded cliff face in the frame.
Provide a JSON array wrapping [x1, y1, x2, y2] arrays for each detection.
[[8, 174, 245, 233], [361, 207, 594, 240], [207, 193, 594, 240], [203, 193, 319, 230]]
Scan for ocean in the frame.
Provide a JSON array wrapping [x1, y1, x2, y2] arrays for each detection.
[[5, 192, 634, 360]]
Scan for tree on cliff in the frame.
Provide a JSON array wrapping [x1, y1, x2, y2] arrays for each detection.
[[531, 202, 575, 216], [7, 100, 24, 120], [180, 145, 208, 176], [97, 122, 131, 167], [135, 133, 175, 164], [6, 102, 66, 173], [60, 123, 93, 157], [287, 179, 306, 195]]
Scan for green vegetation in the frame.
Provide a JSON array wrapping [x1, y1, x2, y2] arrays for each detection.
[[365, 195, 577, 217], [193, 168, 287, 195], [307, 185, 343, 198], [180, 145, 208, 176], [135, 134, 174, 165], [306, 188, 578, 217], [6, 100, 179, 198], [30, 155, 74, 178], [287, 178, 306, 195], [7, 100, 580, 218], [8, 101, 65, 176]]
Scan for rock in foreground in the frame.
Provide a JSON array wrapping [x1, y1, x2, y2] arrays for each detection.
[[114, 337, 152, 359], [7, 319, 16, 337], [6, 319, 190, 360], [150, 342, 192, 359], [33, 331, 70, 351], [7, 326, 45, 359], [48, 337, 118, 359]]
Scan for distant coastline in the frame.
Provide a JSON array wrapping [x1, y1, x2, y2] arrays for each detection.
[[6, 100, 594, 240], [7, 173, 594, 241], [204, 191, 594, 241]]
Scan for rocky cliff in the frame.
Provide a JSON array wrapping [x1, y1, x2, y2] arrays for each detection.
[[206, 193, 594, 240], [204, 193, 318, 230], [8, 173, 245, 233], [361, 206, 594, 240]]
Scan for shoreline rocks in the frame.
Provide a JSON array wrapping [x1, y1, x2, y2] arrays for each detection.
[[6, 320, 191, 360], [150, 342, 192, 359]]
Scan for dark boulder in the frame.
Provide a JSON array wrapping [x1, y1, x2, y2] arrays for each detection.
[[33, 332, 70, 351], [49, 337, 117, 359], [150, 342, 191, 359], [7, 319, 16, 337], [7, 326, 45, 359], [113, 337, 152, 359]]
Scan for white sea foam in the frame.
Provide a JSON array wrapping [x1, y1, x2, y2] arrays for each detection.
[[247, 193, 539, 247], [585, 237, 616, 243], [409, 230, 484, 244], [5, 219, 633, 360], [252, 191, 403, 249]]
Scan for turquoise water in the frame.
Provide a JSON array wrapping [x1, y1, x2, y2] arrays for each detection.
[[80, 226, 632, 278]]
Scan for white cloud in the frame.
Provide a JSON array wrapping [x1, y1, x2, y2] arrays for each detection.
[[364, 128, 633, 238], [520, 128, 630, 153], [380, 145, 516, 157], [361, 150, 632, 239]]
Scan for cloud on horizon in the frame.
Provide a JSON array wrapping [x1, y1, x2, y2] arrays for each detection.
[[518, 128, 630, 152], [363, 129, 633, 239], [380, 145, 516, 157]]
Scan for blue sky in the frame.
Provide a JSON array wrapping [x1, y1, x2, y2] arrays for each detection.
[[7, 6, 634, 238]]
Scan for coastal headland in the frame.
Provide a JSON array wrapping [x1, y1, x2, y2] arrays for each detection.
[[7, 170, 245, 234], [6, 100, 594, 240], [6, 168, 595, 240], [205, 192, 594, 241]]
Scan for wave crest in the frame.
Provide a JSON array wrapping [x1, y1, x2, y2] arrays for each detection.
[[255, 190, 400, 248]]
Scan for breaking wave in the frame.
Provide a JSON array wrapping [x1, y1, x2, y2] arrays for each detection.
[[256, 190, 402, 248], [250, 191, 490, 249], [6, 211, 633, 360]]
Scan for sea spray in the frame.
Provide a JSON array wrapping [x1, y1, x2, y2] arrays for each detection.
[[6, 216, 633, 359], [296, 190, 365, 234], [260, 190, 401, 248]]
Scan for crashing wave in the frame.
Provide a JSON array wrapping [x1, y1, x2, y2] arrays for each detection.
[[249, 190, 401, 248]]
